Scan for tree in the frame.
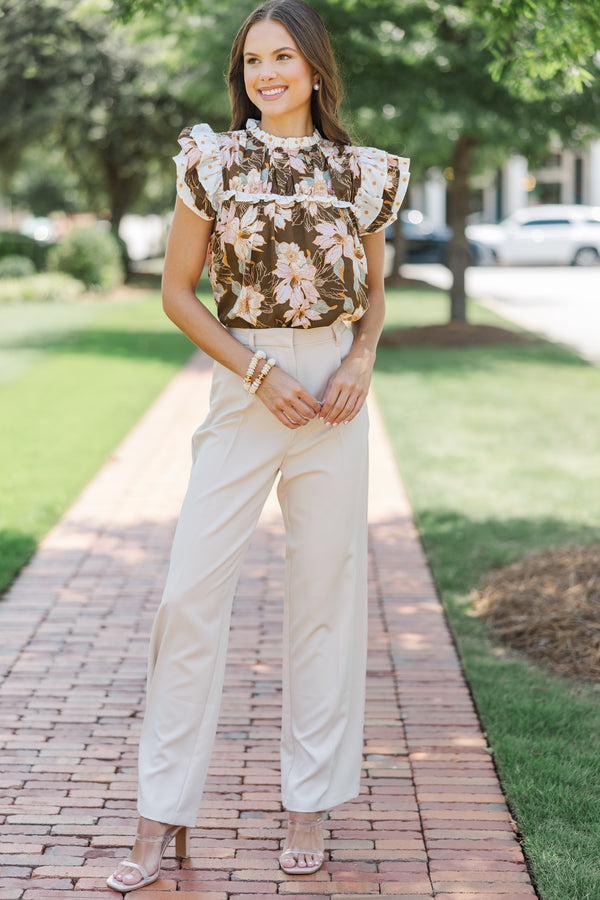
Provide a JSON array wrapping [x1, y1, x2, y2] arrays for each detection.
[[7, 146, 88, 217], [113, 0, 600, 320], [114, 0, 600, 96], [0, 0, 189, 233], [0, 0, 92, 172], [307, 0, 598, 320], [313, 0, 600, 320]]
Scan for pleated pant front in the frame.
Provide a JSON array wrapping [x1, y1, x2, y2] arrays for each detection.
[[137, 321, 369, 826]]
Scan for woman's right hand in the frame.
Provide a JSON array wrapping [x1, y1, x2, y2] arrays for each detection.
[[256, 366, 321, 429], [162, 200, 319, 430]]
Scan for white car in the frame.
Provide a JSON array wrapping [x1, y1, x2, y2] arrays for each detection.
[[466, 204, 600, 266]]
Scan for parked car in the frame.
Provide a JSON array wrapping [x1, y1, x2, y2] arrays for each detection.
[[386, 210, 488, 265], [466, 204, 600, 266]]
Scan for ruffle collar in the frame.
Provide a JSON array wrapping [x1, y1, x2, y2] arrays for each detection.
[[246, 118, 321, 150]]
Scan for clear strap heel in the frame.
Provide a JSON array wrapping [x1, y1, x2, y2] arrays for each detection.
[[106, 824, 189, 893], [279, 814, 325, 875]]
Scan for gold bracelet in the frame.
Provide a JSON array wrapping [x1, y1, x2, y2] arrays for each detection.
[[249, 357, 276, 394], [243, 350, 266, 392]]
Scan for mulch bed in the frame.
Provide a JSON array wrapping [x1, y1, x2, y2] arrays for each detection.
[[473, 545, 600, 680], [379, 322, 537, 348]]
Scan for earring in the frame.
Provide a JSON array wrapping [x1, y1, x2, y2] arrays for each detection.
[[313, 82, 320, 91]]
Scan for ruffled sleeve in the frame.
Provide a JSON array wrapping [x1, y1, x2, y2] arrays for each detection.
[[354, 146, 410, 235], [173, 123, 223, 220]]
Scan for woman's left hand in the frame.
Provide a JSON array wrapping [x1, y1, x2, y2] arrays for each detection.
[[319, 350, 375, 426]]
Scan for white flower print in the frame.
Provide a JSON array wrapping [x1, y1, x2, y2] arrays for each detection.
[[344, 146, 361, 179], [274, 242, 320, 320], [315, 219, 367, 283], [264, 202, 293, 230], [323, 155, 343, 176], [286, 151, 308, 175], [219, 132, 243, 168], [314, 219, 354, 265], [283, 299, 323, 328], [276, 241, 309, 271], [180, 136, 203, 168], [293, 176, 328, 217], [384, 155, 397, 190], [351, 234, 368, 282], [294, 179, 312, 198], [312, 169, 330, 197], [220, 204, 266, 261], [227, 284, 264, 325], [230, 168, 267, 196]]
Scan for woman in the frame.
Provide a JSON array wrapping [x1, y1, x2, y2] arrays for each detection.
[[107, 0, 409, 891]]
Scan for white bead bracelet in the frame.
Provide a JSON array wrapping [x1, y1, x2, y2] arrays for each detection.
[[249, 357, 276, 394], [243, 350, 266, 392]]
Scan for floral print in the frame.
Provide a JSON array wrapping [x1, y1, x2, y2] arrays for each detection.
[[274, 242, 320, 328], [220, 204, 266, 262], [174, 119, 410, 329], [316, 219, 367, 287], [228, 284, 265, 326]]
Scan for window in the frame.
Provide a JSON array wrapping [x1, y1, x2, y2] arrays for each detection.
[[521, 219, 570, 227]]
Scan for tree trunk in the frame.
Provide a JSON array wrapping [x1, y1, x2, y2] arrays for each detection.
[[106, 161, 127, 237], [446, 136, 475, 322], [105, 161, 138, 279]]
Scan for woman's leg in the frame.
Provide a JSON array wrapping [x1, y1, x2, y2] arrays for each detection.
[[277, 405, 369, 813], [276, 325, 370, 869], [110, 362, 288, 888], [107, 816, 188, 890], [137, 362, 287, 826]]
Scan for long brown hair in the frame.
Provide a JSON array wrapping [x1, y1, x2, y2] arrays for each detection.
[[228, 0, 351, 146]]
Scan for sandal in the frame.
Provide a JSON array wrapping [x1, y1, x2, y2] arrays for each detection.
[[106, 824, 189, 893], [279, 813, 325, 875]]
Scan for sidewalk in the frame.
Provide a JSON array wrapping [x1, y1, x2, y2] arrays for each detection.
[[400, 262, 600, 367], [0, 351, 536, 899]]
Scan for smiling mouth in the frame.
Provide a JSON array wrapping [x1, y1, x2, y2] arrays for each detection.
[[259, 86, 287, 98]]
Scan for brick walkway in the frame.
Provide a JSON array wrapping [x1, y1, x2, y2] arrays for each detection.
[[0, 352, 537, 899]]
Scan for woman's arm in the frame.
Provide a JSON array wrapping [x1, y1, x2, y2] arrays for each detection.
[[162, 197, 321, 428], [319, 228, 386, 425]]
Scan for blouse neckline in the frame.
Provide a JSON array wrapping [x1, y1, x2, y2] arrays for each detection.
[[246, 118, 321, 150]]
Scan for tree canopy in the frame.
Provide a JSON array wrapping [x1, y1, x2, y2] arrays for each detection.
[[115, 0, 600, 100], [0, 0, 189, 229], [467, 0, 600, 99], [2, 0, 599, 317]]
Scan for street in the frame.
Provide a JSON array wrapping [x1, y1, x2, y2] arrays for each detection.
[[402, 263, 600, 366]]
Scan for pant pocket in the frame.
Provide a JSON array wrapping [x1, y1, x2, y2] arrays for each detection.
[[191, 362, 253, 461]]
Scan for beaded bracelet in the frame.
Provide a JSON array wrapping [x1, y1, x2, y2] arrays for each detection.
[[249, 357, 276, 394], [243, 350, 266, 392]]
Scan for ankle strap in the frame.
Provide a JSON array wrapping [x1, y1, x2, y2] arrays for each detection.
[[135, 831, 165, 843], [288, 814, 324, 825]]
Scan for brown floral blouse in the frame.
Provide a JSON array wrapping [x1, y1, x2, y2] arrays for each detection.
[[175, 119, 410, 329]]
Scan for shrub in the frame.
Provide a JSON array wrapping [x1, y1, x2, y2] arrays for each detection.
[[0, 231, 49, 269], [0, 273, 86, 304], [48, 225, 125, 291], [0, 255, 37, 279]]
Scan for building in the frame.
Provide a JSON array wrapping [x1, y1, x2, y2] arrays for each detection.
[[412, 138, 600, 227]]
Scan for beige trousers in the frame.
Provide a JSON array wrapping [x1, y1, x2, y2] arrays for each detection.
[[137, 321, 369, 826]]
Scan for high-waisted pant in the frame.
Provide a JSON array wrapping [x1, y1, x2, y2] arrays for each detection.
[[137, 321, 369, 826]]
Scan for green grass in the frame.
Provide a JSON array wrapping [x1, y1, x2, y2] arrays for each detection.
[[0, 300, 104, 383], [374, 288, 600, 900], [0, 290, 195, 593]]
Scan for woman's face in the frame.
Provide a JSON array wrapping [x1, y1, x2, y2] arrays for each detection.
[[243, 19, 317, 134]]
